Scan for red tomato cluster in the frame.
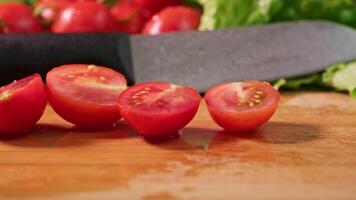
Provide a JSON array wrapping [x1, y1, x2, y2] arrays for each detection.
[[0, 64, 280, 139], [0, 0, 201, 35]]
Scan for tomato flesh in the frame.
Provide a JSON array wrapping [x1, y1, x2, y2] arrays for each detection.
[[142, 6, 201, 35], [51, 1, 119, 33], [0, 74, 47, 137], [46, 64, 127, 127], [205, 81, 280, 132], [0, 3, 43, 33], [118, 82, 201, 137]]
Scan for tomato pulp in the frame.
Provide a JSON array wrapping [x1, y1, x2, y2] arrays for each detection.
[[205, 81, 280, 132], [118, 82, 201, 137], [0, 74, 47, 137], [46, 64, 127, 127]]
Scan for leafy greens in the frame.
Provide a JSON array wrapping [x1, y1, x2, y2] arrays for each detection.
[[192, 0, 356, 97]]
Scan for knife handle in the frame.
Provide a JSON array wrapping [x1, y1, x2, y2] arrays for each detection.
[[0, 33, 133, 85]]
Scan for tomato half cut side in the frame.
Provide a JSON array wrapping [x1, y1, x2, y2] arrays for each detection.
[[0, 74, 47, 138], [118, 82, 201, 137], [205, 81, 280, 132], [46, 64, 127, 128]]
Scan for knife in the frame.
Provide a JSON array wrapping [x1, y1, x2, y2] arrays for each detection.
[[0, 20, 355, 92]]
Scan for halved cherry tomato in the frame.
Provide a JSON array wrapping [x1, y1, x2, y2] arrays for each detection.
[[51, 1, 119, 33], [142, 6, 201, 35], [46, 64, 127, 127], [205, 81, 280, 132], [0, 3, 43, 33], [34, 0, 75, 27], [0, 74, 47, 137], [118, 82, 201, 137], [111, 0, 147, 34], [134, 0, 182, 17]]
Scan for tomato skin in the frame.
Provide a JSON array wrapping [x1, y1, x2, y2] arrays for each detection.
[[142, 6, 201, 35], [0, 74, 47, 137], [118, 82, 201, 137], [205, 81, 280, 132], [134, 0, 182, 17], [46, 64, 127, 128], [51, 1, 119, 33], [0, 3, 43, 33], [34, 0, 74, 27], [111, 0, 147, 34]]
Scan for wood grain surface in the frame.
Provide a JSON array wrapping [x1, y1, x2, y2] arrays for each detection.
[[0, 92, 356, 200]]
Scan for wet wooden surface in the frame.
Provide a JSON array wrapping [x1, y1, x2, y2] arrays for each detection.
[[0, 92, 356, 200]]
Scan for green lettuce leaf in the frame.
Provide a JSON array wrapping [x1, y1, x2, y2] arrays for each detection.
[[273, 61, 356, 98], [198, 0, 283, 30], [322, 62, 356, 98], [273, 74, 321, 90], [194, 0, 356, 97], [197, 0, 356, 30]]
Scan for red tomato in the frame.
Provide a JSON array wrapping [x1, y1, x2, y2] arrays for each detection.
[[46, 64, 127, 127], [51, 1, 119, 33], [142, 6, 201, 35], [205, 81, 280, 132], [134, 0, 182, 17], [34, 0, 74, 27], [0, 74, 47, 137], [111, 0, 147, 34], [0, 3, 43, 33], [118, 82, 201, 137]]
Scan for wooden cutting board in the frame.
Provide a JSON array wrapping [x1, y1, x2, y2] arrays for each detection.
[[0, 92, 356, 200]]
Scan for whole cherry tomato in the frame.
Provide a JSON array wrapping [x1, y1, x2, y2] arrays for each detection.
[[34, 0, 75, 27], [111, 0, 147, 34], [142, 6, 201, 35], [51, 1, 119, 33], [134, 0, 182, 17], [0, 3, 43, 33]]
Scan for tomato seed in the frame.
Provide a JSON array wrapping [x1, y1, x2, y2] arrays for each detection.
[[0, 91, 10, 101], [253, 95, 260, 99], [253, 99, 261, 103], [139, 91, 148, 94], [87, 65, 97, 71]]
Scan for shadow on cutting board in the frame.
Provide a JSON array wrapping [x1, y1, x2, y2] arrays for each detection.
[[152, 121, 321, 150], [258, 121, 321, 144], [1, 121, 138, 147], [1, 121, 320, 148]]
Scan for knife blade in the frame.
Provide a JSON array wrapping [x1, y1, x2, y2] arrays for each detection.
[[0, 20, 356, 92]]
